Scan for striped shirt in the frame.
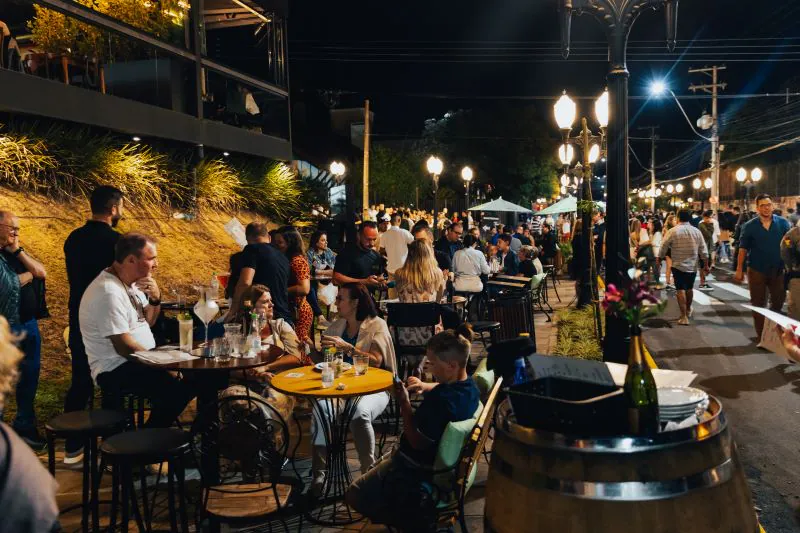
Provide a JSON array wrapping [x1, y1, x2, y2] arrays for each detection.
[[658, 222, 709, 273]]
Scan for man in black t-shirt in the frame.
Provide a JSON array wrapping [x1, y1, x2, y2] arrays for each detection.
[[333, 221, 387, 290], [63, 186, 123, 459], [346, 327, 480, 527], [231, 222, 292, 322]]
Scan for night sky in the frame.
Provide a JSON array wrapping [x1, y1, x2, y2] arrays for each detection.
[[288, 0, 800, 183]]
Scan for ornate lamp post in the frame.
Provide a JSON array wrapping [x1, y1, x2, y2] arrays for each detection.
[[554, 90, 607, 310], [736, 167, 763, 213], [559, 0, 679, 363], [427, 156, 444, 238], [461, 166, 474, 231]]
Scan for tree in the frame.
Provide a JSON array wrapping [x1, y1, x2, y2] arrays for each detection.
[[353, 144, 430, 206], [415, 104, 559, 207]]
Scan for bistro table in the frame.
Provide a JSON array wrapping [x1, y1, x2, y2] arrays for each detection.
[[135, 345, 282, 484], [271, 365, 394, 525]]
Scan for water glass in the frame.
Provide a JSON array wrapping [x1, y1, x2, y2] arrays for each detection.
[[354, 354, 369, 376], [223, 323, 242, 337], [321, 365, 334, 388], [213, 337, 231, 363], [228, 334, 243, 358], [178, 318, 193, 353]]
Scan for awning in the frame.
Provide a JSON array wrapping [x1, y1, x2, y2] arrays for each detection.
[[536, 196, 605, 215], [468, 197, 533, 214]]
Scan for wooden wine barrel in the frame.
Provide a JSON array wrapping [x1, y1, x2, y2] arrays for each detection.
[[485, 397, 758, 533]]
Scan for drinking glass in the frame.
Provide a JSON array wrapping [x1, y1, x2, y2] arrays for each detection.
[[213, 337, 231, 363], [354, 354, 369, 376], [321, 365, 334, 388], [194, 287, 220, 346], [223, 324, 242, 338], [178, 318, 193, 353], [228, 334, 243, 358]]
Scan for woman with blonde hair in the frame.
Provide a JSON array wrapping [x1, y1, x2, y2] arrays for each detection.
[[394, 240, 446, 347], [0, 317, 59, 532]]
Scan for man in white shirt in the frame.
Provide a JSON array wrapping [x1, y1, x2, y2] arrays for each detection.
[[380, 214, 414, 297], [80, 233, 194, 427]]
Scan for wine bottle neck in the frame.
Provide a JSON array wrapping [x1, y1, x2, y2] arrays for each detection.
[[628, 330, 645, 366]]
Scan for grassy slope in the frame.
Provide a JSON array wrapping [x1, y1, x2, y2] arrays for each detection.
[[1, 187, 258, 427]]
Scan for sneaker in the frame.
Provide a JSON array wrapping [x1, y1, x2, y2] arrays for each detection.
[[678, 316, 690, 326], [14, 426, 47, 451], [687, 306, 694, 318], [64, 447, 85, 465], [698, 284, 714, 292], [310, 472, 327, 499], [316, 315, 332, 328], [665, 283, 675, 291]]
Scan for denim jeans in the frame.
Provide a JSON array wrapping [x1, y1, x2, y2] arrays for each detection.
[[308, 281, 325, 317], [9, 319, 41, 431]]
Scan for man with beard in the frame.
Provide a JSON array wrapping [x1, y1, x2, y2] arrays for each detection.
[[62, 186, 123, 464]]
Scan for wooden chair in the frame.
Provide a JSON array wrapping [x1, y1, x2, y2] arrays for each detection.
[[386, 302, 441, 379], [190, 394, 304, 531], [383, 377, 504, 533]]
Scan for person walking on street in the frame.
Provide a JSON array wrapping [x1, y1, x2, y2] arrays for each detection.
[[0, 211, 48, 449], [697, 210, 716, 291], [735, 194, 792, 339], [380, 214, 414, 297], [658, 209, 709, 326]]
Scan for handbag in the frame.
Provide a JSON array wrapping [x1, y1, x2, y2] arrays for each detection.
[[318, 282, 338, 307]]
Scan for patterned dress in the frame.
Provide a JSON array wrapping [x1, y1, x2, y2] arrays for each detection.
[[289, 255, 313, 342]]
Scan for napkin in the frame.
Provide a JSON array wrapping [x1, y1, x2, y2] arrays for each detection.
[[605, 362, 697, 388], [133, 350, 196, 364]]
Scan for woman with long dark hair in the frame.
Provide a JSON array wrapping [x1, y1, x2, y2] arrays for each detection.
[[306, 230, 336, 327], [273, 226, 313, 342]]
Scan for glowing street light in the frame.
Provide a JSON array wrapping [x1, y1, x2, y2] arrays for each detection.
[[676, 184, 684, 193], [329, 161, 346, 183], [666, 184, 674, 194], [554, 91, 577, 131], [588, 143, 601, 164], [426, 156, 444, 237], [461, 166, 474, 229], [692, 178, 702, 190], [650, 80, 667, 96], [595, 89, 609, 129], [704, 177, 713, 189], [558, 144, 575, 165]]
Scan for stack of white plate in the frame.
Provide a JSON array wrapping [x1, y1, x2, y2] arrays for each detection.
[[657, 386, 709, 422]]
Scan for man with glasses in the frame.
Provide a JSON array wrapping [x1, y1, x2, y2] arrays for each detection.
[[735, 194, 792, 339], [0, 211, 48, 449], [435, 222, 464, 261], [80, 233, 194, 427]]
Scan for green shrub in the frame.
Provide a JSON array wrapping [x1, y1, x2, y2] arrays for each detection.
[[553, 307, 602, 361]]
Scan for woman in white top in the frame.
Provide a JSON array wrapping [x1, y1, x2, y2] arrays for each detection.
[[310, 283, 397, 489], [453, 234, 490, 293]]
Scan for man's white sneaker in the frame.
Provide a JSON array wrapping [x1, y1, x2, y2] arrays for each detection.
[[64, 448, 84, 465], [678, 316, 690, 326]]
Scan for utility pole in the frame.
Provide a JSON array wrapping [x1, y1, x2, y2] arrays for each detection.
[[689, 65, 726, 211], [362, 99, 371, 220], [637, 126, 659, 211]]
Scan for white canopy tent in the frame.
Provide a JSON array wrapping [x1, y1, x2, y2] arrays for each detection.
[[536, 196, 606, 216], [467, 197, 533, 213]]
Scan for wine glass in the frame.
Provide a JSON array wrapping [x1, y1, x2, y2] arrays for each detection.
[[193, 287, 219, 346]]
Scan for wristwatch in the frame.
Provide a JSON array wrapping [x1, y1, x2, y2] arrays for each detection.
[[148, 297, 161, 306], [12, 247, 23, 257], [347, 345, 356, 357]]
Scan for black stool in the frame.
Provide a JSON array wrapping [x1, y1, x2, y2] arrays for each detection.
[[471, 320, 501, 353], [46, 409, 129, 533], [101, 428, 191, 533]]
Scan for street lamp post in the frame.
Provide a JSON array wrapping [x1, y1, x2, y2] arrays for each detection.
[[461, 166, 474, 232], [736, 167, 763, 213], [427, 156, 444, 238], [554, 90, 607, 312], [560, 0, 679, 363]]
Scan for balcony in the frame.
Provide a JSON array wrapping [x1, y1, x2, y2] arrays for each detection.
[[0, 0, 291, 159]]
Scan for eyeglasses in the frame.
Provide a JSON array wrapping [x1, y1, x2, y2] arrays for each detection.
[[757, 203, 772, 208], [0, 224, 20, 234]]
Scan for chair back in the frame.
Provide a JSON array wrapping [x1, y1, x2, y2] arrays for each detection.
[[191, 392, 290, 487], [387, 302, 441, 375], [455, 376, 503, 495], [488, 294, 534, 344]]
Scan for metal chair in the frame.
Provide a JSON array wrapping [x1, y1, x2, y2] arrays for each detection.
[[386, 302, 441, 379], [190, 393, 304, 532], [543, 264, 561, 303]]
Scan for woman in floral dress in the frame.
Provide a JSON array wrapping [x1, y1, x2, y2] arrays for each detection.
[[273, 226, 313, 342]]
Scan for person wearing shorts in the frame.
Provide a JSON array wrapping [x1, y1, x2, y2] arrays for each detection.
[[658, 209, 709, 326]]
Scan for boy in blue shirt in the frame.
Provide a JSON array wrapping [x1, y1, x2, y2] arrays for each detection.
[[346, 324, 480, 526]]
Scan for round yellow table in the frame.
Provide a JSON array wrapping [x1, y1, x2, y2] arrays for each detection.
[[271, 365, 394, 525]]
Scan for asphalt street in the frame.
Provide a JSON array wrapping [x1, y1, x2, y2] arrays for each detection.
[[644, 267, 800, 532]]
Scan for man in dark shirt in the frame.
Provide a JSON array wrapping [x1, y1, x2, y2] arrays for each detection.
[[226, 222, 262, 299], [62, 186, 123, 458], [735, 194, 792, 338], [496, 234, 520, 275], [434, 222, 464, 261], [592, 211, 606, 271], [414, 226, 451, 273], [539, 223, 558, 265], [346, 327, 480, 528], [514, 224, 532, 246], [231, 222, 292, 323], [334, 221, 387, 290]]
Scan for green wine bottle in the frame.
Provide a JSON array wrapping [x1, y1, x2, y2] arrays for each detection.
[[624, 326, 660, 435]]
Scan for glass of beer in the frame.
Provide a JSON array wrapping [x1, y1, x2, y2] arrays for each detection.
[[178, 315, 193, 353]]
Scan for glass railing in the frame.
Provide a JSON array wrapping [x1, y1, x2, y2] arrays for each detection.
[[0, 0, 289, 140]]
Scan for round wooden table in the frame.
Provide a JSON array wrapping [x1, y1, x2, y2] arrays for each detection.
[[271, 365, 394, 526]]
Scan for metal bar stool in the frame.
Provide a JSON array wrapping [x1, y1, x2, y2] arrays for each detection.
[[101, 428, 191, 533], [46, 409, 130, 532]]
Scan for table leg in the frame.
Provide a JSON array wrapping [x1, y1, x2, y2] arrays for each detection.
[[196, 374, 228, 533], [307, 396, 363, 526]]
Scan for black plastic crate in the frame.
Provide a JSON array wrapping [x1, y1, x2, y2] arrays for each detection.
[[507, 377, 628, 435]]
